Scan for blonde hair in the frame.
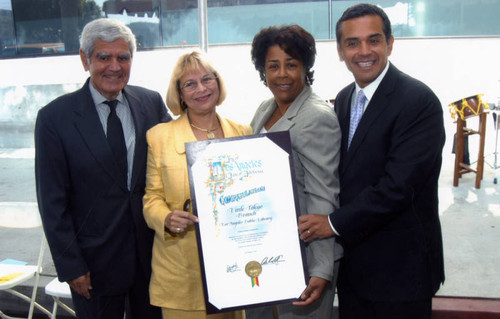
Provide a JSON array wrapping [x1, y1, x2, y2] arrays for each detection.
[[166, 51, 227, 115]]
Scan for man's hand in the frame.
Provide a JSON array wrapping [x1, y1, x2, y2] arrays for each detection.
[[298, 214, 334, 242], [293, 276, 329, 307], [69, 272, 92, 299]]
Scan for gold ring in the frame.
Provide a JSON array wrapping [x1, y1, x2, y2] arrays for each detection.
[[307, 230, 311, 235]]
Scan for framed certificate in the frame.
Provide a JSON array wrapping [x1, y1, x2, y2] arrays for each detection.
[[185, 131, 308, 313]]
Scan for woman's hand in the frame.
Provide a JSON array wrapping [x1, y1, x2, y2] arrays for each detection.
[[164, 209, 199, 234]]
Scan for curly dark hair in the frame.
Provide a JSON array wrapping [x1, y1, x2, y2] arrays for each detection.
[[251, 24, 316, 86]]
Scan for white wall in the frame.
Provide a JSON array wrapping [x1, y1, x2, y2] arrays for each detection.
[[2, 37, 500, 160], [3, 37, 499, 120], [114, 36, 500, 119]]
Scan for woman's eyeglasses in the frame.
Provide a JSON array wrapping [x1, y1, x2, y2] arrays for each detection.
[[180, 76, 217, 92]]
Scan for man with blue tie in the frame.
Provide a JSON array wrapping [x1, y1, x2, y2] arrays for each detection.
[[298, 4, 445, 318], [35, 18, 171, 319]]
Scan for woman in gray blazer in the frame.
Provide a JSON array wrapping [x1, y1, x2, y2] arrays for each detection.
[[246, 24, 342, 319]]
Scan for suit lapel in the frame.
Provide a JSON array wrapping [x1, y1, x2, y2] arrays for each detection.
[[174, 113, 196, 155], [336, 84, 355, 161], [252, 99, 275, 133], [73, 80, 124, 186], [124, 86, 146, 191], [270, 109, 294, 132], [265, 85, 312, 133], [341, 64, 398, 174]]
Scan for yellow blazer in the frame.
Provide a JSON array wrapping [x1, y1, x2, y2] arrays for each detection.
[[143, 113, 252, 310]]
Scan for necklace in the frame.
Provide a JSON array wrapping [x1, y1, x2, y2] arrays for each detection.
[[190, 122, 220, 139], [276, 106, 285, 116]]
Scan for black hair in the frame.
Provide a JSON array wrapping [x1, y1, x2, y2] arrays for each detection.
[[251, 24, 316, 85], [335, 3, 392, 47]]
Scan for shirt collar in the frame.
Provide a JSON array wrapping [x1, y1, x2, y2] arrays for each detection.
[[88, 81, 124, 106], [354, 62, 390, 102]]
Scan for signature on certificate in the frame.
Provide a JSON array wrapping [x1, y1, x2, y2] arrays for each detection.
[[226, 262, 240, 273], [261, 255, 285, 266]]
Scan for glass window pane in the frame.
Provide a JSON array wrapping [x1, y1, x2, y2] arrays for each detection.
[[9, 0, 101, 56], [2, 0, 166, 57], [207, 0, 329, 44], [104, 0, 161, 48], [331, 0, 500, 38], [160, 0, 199, 47], [0, 0, 15, 56]]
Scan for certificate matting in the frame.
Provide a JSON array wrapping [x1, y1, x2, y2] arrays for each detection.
[[186, 131, 307, 314]]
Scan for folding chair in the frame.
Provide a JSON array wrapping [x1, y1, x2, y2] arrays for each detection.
[[44, 278, 75, 319], [0, 202, 51, 319]]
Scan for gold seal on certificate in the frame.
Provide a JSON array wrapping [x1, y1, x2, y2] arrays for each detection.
[[245, 261, 262, 287]]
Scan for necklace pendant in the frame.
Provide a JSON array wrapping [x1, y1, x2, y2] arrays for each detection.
[[207, 131, 215, 139]]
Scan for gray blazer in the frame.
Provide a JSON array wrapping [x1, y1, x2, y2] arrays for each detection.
[[250, 85, 342, 281]]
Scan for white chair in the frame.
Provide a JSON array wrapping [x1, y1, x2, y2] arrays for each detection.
[[0, 202, 51, 319], [44, 278, 75, 318]]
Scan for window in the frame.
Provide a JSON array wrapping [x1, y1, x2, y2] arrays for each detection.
[[1, 0, 500, 58]]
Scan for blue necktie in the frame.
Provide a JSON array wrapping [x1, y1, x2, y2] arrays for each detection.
[[348, 90, 366, 149], [105, 100, 128, 180]]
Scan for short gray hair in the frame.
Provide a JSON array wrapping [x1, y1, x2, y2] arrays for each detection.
[[80, 18, 136, 59]]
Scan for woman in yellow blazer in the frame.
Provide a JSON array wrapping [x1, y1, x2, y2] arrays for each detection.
[[143, 51, 251, 319]]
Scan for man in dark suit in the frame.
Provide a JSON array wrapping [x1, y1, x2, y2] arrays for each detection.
[[298, 4, 445, 318], [35, 18, 171, 319]]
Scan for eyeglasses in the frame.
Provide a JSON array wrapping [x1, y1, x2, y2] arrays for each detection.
[[180, 76, 217, 92]]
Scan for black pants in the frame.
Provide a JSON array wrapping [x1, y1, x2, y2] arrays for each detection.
[[71, 292, 126, 319], [338, 283, 432, 319], [70, 262, 160, 319]]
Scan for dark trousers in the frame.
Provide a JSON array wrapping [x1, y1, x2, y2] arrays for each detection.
[[71, 261, 161, 319], [71, 291, 125, 319], [129, 262, 161, 319], [338, 283, 432, 319]]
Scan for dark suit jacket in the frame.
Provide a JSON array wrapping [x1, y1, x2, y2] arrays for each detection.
[[332, 63, 445, 301], [35, 79, 171, 296]]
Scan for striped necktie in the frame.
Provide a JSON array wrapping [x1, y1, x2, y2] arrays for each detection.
[[347, 90, 366, 149]]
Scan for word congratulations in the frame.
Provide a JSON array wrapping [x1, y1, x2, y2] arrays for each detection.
[[219, 186, 265, 205]]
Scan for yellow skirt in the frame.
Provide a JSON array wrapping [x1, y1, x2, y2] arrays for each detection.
[[161, 308, 245, 319]]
